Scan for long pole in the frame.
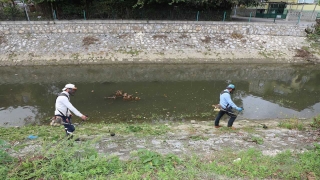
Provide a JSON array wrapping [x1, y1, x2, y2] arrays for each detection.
[[311, 3, 317, 21], [297, 12, 301, 24], [196, 11, 199, 21], [22, 0, 30, 21]]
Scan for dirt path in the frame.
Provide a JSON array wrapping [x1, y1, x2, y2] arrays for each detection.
[[82, 119, 320, 160]]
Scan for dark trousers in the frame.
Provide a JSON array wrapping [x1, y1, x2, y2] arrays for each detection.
[[214, 108, 237, 127], [58, 115, 75, 134]]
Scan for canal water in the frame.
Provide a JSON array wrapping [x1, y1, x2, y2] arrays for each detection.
[[0, 63, 319, 127]]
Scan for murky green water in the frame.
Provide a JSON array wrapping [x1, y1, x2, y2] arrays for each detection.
[[0, 63, 320, 126]]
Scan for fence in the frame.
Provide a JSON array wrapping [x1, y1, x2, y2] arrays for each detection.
[[232, 7, 257, 17], [255, 12, 287, 19], [0, 4, 232, 22], [233, 7, 319, 22], [286, 10, 320, 21]]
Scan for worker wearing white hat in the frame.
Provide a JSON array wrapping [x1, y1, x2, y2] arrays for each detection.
[[54, 83, 87, 138]]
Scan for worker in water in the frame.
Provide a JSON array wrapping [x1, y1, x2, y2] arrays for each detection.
[[214, 84, 243, 130]]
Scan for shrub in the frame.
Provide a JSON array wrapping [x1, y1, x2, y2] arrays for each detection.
[[311, 115, 320, 128]]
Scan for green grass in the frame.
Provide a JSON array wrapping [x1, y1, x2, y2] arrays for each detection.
[[278, 118, 305, 130], [117, 48, 141, 56], [189, 135, 209, 141], [205, 147, 320, 179], [240, 126, 257, 134], [250, 135, 264, 145], [1, 136, 320, 179], [1, 118, 320, 179]]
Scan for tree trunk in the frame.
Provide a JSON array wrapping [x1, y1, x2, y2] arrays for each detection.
[[55, 2, 58, 19], [50, 2, 54, 20], [85, 0, 88, 19]]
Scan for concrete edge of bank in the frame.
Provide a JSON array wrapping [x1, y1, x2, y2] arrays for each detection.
[[0, 57, 314, 67]]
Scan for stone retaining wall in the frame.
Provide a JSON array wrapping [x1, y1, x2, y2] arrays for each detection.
[[0, 20, 311, 65], [0, 20, 307, 36]]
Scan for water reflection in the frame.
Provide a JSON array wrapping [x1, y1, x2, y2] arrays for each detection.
[[0, 63, 319, 126], [0, 106, 38, 126], [242, 96, 318, 119]]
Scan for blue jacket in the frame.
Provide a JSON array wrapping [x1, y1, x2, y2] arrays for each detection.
[[219, 89, 239, 109]]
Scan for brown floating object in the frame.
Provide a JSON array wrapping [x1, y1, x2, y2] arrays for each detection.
[[115, 90, 123, 97], [109, 90, 141, 101]]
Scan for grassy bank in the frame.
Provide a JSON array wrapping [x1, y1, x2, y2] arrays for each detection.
[[1, 117, 320, 180]]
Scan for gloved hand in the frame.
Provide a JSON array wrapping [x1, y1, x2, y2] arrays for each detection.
[[81, 115, 88, 121], [236, 107, 243, 112]]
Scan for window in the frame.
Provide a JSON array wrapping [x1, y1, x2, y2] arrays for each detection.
[[298, 0, 315, 3]]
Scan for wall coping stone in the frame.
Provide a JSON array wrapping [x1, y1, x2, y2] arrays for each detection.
[[0, 20, 309, 27]]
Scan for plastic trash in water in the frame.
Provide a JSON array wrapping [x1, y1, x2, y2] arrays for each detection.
[[28, 135, 38, 140]]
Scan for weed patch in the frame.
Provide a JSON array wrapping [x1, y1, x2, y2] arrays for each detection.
[[179, 34, 188, 39], [126, 125, 143, 132], [200, 112, 213, 118], [243, 135, 264, 144], [241, 39, 247, 43], [117, 48, 141, 56], [278, 119, 305, 130], [101, 123, 168, 136], [0, 139, 15, 179], [0, 139, 14, 165], [311, 115, 320, 128], [230, 32, 244, 39], [307, 19, 320, 41], [82, 36, 99, 46], [250, 135, 264, 145], [294, 49, 312, 58], [133, 149, 181, 171], [259, 51, 270, 58], [0, 35, 7, 45], [201, 36, 211, 43], [306, 19, 320, 56], [189, 135, 209, 141]]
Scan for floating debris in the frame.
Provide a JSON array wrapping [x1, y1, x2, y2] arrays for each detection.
[[106, 90, 141, 101]]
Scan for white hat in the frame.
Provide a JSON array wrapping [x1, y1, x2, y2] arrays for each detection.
[[62, 84, 77, 91]]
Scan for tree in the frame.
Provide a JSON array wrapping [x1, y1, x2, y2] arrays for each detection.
[[0, 0, 23, 20], [133, 0, 261, 8], [28, 0, 263, 20]]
